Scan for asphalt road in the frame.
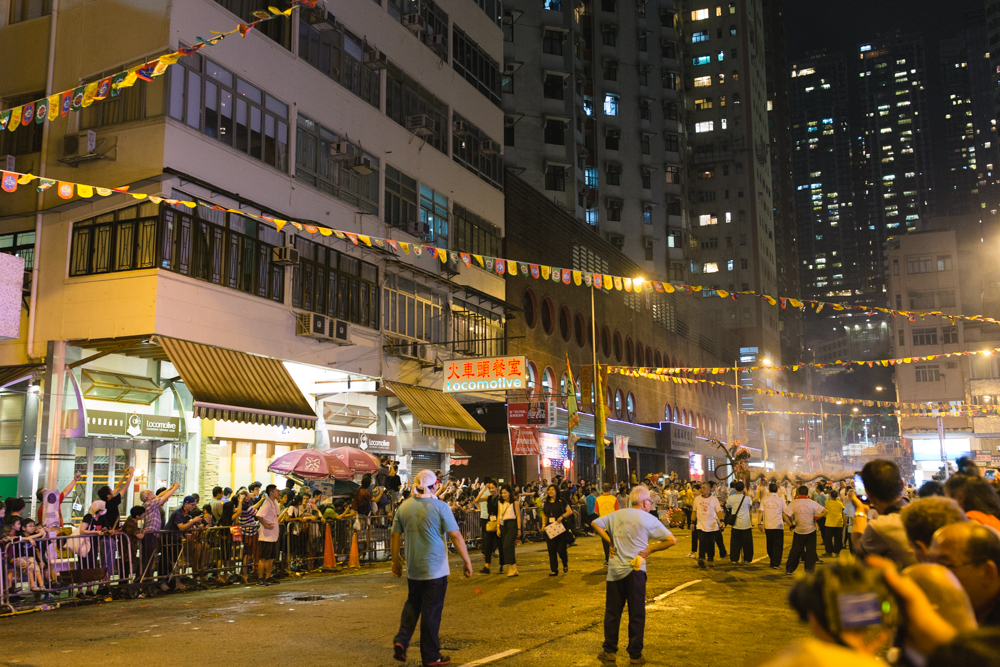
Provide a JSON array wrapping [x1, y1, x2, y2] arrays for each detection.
[[1, 528, 810, 667]]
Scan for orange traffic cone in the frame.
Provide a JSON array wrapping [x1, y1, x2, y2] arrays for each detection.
[[323, 523, 337, 569], [347, 532, 361, 568]]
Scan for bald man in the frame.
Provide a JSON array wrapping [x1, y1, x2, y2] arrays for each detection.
[[928, 522, 1000, 626]]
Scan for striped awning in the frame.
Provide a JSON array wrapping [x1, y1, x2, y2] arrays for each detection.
[[157, 337, 317, 430], [385, 381, 486, 442], [0, 364, 44, 389]]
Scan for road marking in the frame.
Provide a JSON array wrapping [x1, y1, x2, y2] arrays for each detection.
[[651, 579, 702, 602], [751, 556, 768, 564], [458, 649, 522, 666]]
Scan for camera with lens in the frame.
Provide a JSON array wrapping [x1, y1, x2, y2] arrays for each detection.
[[788, 554, 902, 637]]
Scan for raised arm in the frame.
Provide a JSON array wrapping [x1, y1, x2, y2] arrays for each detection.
[[61, 472, 82, 498], [156, 482, 181, 503], [113, 467, 135, 497]]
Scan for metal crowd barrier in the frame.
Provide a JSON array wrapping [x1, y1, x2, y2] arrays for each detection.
[[1, 532, 134, 608]]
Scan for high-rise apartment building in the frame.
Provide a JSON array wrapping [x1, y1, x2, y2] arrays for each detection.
[[939, 10, 1000, 217], [789, 53, 860, 302], [501, 0, 684, 276], [985, 0, 1000, 113], [856, 33, 934, 294]]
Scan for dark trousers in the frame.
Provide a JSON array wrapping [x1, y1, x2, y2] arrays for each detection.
[[729, 528, 754, 563], [691, 527, 699, 553], [481, 522, 498, 566], [817, 517, 829, 552], [714, 529, 728, 557], [602, 535, 611, 562], [682, 507, 692, 529], [395, 576, 448, 665], [603, 571, 647, 659], [786, 531, 818, 574], [499, 522, 517, 566], [825, 524, 843, 555], [699, 529, 717, 561], [546, 532, 568, 573], [765, 528, 784, 568]]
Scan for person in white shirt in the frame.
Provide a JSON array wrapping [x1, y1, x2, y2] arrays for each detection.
[[667, 485, 679, 509], [758, 482, 789, 569], [255, 484, 281, 585], [592, 485, 676, 665], [726, 481, 754, 564], [783, 484, 826, 575], [695, 483, 724, 568]]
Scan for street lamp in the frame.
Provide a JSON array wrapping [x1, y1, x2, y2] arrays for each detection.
[[875, 386, 884, 392]]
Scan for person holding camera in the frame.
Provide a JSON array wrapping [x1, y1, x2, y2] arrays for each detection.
[[850, 459, 916, 568], [784, 485, 826, 575]]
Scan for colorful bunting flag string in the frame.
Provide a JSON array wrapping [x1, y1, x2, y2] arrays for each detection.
[[4, 164, 1000, 331], [607, 366, 987, 412], [745, 407, 1000, 418], [604, 347, 1000, 375], [0, 3, 313, 134]]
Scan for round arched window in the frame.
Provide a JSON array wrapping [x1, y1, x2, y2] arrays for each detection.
[[614, 388, 624, 419], [601, 326, 611, 357], [575, 375, 586, 406], [625, 337, 635, 366], [613, 331, 623, 362], [542, 366, 555, 398], [541, 297, 555, 335], [655, 351, 663, 368], [635, 341, 644, 368], [664, 404, 672, 422], [646, 346, 653, 368], [559, 371, 569, 407], [574, 312, 586, 347], [559, 305, 571, 342], [626, 392, 636, 422], [523, 289, 537, 328], [526, 361, 538, 398]]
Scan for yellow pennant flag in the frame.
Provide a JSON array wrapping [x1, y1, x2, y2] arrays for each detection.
[[508, 260, 517, 274], [573, 270, 581, 286]]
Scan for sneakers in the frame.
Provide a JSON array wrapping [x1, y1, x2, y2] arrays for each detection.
[[603, 560, 609, 567], [424, 657, 451, 666], [631, 656, 647, 665], [563, 566, 568, 573], [393, 643, 406, 662], [698, 557, 706, 569], [479, 567, 490, 574], [686, 552, 696, 559], [256, 580, 268, 587], [597, 651, 617, 662]]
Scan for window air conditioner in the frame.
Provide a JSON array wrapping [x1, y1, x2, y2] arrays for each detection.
[[296, 313, 331, 340], [272, 245, 300, 266], [329, 142, 357, 160], [406, 114, 436, 137], [363, 48, 388, 70], [63, 131, 97, 160], [480, 139, 501, 155], [402, 14, 426, 32], [329, 319, 353, 345], [350, 155, 375, 175]]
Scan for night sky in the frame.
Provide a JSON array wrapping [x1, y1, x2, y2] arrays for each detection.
[[785, 0, 986, 61]]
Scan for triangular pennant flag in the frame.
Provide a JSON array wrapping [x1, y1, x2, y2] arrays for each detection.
[[520, 263, 528, 276], [303, 224, 319, 233], [36, 178, 55, 192], [550, 267, 560, 282], [34, 99, 48, 124], [624, 278, 633, 292], [8, 106, 22, 131], [460, 252, 471, 267], [573, 270, 582, 286], [541, 265, 551, 280], [496, 259, 506, 275], [76, 183, 93, 198], [345, 232, 359, 245], [60, 91, 72, 116], [319, 227, 332, 236], [94, 77, 114, 101], [358, 234, 372, 247], [16, 173, 35, 185], [439, 248, 448, 263], [530, 264, 540, 279], [562, 269, 571, 284], [583, 273, 592, 287], [20, 102, 35, 126], [387, 238, 397, 250], [400, 242, 410, 254], [508, 260, 518, 274], [485, 257, 494, 270], [81, 82, 99, 108], [603, 274, 614, 290], [0, 110, 10, 131], [57, 182, 74, 199], [474, 254, 485, 267], [413, 244, 422, 256], [95, 187, 113, 196], [613, 276, 623, 291]]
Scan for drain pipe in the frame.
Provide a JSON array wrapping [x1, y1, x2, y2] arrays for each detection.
[[27, 0, 59, 361]]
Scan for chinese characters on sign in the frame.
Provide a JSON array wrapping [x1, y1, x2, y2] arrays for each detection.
[[507, 401, 558, 428], [443, 355, 528, 393]]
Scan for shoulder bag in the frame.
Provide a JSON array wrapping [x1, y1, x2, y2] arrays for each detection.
[[724, 494, 747, 527]]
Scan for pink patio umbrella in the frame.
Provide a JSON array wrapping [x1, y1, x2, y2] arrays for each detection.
[[268, 449, 355, 480], [325, 446, 380, 474]]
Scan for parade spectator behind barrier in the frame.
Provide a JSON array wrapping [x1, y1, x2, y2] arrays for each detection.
[[928, 521, 1000, 626], [759, 482, 789, 570], [255, 484, 281, 586], [121, 506, 146, 582], [36, 471, 80, 527], [784, 485, 826, 576], [496, 483, 522, 577], [477, 480, 498, 574], [543, 484, 572, 576], [352, 473, 383, 516], [4, 496, 25, 524], [727, 481, 754, 564], [98, 467, 135, 533], [592, 485, 675, 665], [899, 496, 968, 562], [944, 474, 1000, 532], [696, 483, 724, 568], [138, 482, 180, 583], [391, 469, 472, 667], [850, 459, 916, 568], [162, 495, 204, 592], [209, 486, 224, 523], [7, 517, 44, 592]]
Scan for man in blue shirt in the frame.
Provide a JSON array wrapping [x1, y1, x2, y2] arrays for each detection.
[[592, 485, 676, 665], [585, 487, 598, 534], [391, 470, 473, 667]]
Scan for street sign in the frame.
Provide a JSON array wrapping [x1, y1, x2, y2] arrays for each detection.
[[86, 409, 183, 440], [507, 401, 557, 428], [443, 355, 527, 393], [328, 429, 396, 453], [509, 427, 540, 455]]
